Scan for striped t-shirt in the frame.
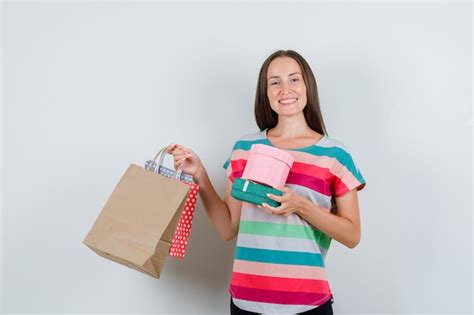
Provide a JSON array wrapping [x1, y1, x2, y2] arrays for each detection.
[[223, 128, 366, 314]]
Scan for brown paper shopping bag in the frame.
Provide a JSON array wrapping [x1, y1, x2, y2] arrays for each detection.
[[83, 148, 190, 279]]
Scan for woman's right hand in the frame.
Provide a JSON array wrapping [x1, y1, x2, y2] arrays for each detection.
[[165, 143, 204, 180]]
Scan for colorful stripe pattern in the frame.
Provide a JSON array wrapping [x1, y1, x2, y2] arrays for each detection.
[[223, 129, 366, 313]]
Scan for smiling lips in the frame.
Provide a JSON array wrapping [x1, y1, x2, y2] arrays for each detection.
[[279, 98, 298, 105]]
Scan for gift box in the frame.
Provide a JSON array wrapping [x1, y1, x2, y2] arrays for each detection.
[[242, 144, 294, 189], [231, 178, 283, 207]]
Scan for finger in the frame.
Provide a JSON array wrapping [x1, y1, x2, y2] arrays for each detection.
[[173, 162, 180, 170], [258, 202, 279, 213], [173, 153, 187, 161], [166, 143, 177, 154], [173, 157, 187, 170], [167, 144, 186, 155], [171, 149, 186, 157], [177, 150, 192, 159], [257, 203, 273, 214], [171, 144, 185, 152], [181, 147, 193, 157], [176, 144, 188, 152], [281, 187, 291, 193], [266, 193, 284, 202], [280, 187, 293, 197]]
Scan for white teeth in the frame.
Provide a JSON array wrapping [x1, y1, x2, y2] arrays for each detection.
[[279, 98, 297, 104]]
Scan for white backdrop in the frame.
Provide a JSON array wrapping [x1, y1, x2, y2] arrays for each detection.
[[2, 2, 472, 314]]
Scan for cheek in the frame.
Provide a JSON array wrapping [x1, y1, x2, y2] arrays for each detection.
[[298, 84, 307, 94], [267, 88, 277, 97], [267, 89, 279, 104], [299, 86, 308, 101], [300, 92, 307, 102]]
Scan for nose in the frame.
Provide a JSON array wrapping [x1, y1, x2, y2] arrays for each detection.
[[280, 80, 291, 95], [281, 81, 292, 95]]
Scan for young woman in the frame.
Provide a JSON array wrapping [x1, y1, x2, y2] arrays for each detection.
[[167, 50, 366, 315]]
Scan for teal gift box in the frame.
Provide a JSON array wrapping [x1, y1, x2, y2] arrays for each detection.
[[231, 178, 283, 207]]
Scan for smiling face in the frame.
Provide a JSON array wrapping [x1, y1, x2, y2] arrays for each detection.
[[266, 57, 308, 118]]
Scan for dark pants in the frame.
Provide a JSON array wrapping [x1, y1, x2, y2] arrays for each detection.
[[230, 298, 334, 315]]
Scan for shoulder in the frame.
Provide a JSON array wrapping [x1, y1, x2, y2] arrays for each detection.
[[314, 135, 359, 170], [322, 136, 364, 178], [230, 130, 266, 150], [223, 130, 265, 169], [321, 135, 350, 152], [322, 136, 366, 194], [235, 129, 266, 142]]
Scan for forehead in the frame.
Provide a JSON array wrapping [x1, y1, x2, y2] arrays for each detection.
[[267, 57, 302, 77]]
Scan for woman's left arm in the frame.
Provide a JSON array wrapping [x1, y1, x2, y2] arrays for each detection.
[[263, 188, 361, 249]]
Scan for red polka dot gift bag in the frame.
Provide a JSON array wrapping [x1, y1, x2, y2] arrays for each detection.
[[145, 156, 199, 259]]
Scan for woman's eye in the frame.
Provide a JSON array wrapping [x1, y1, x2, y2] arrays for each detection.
[[270, 81, 279, 85], [292, 78, 300, 82]]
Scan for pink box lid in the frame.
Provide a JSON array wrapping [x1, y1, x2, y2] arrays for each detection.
[[249, 144, 294, 167]]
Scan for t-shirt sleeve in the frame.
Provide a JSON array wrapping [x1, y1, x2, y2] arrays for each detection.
[[331, 148, 366, 198], [222, 141, 240, 183], [222, 154, 233, 183]]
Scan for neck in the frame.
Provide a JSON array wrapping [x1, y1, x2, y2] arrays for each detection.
[[269, 113, 313, 138]]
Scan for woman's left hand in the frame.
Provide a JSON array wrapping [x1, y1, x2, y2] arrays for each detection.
[[260, 187, 310, 216]]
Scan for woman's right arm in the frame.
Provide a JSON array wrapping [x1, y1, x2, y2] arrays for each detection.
[[166, 144, 242, 241], [195, 167, 242, 241]]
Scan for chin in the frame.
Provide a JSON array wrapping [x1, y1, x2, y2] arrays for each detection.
[[276, 110, 303, 118], [276, 106, 305, 116]]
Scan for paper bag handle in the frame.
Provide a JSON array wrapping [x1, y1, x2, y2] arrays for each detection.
[[152, 147, 183, 180]]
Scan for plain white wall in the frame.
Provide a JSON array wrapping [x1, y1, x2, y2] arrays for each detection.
[[2, 2, 472, 314]]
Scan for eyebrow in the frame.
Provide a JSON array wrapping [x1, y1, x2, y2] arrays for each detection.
[[267, 72, 302, 81]]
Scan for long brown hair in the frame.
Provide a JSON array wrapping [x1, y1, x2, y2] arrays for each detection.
[[254, 50, 328, 136]]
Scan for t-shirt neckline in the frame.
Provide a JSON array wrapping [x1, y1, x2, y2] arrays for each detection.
[[262, 128, 326, 151]]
